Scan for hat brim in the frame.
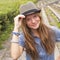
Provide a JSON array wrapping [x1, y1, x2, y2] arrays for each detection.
[[22, 9, 41, 16]]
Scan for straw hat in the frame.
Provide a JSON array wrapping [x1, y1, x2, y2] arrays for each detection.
[[20, 2, 41, 16]]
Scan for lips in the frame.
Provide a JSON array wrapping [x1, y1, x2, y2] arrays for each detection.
[[31, 24, 38, 27]]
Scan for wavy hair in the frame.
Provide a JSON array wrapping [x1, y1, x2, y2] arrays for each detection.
[[21, 13, 55, 60]]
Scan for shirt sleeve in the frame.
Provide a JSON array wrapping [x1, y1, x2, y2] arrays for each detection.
[[18, 33, 25, 47], [51, 26, 60, 42]]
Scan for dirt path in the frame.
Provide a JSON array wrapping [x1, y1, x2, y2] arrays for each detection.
[[0, 34, 26, 60], [0, 36, 12, 60]]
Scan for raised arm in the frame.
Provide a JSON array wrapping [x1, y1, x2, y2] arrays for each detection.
[[11, 15, 25, 60]]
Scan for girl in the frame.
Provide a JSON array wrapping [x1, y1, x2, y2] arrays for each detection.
[[11, 2, 60, 60]]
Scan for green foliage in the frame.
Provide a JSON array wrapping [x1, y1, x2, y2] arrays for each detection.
[[0, 0, 37, 15], [0, 0, 37, 49], [0, 24, 13, 49]]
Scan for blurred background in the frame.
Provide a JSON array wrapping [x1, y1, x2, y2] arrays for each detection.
[[0, 0, 60, 60]]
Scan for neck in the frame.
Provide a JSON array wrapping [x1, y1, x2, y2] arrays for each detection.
[[31, 29, 39, 37]]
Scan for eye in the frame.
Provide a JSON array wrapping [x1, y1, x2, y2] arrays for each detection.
[[26, 18, 31, 21], [33, 14, 38, 18]]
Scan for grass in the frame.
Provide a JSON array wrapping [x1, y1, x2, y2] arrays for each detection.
[[0, 0, 37, 15]]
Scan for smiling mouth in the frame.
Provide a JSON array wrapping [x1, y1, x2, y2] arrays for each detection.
[[31, 24, 37, 27]]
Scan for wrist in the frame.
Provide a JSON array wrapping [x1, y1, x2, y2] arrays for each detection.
[[13, 27, 19, 32], [12, 31, 20, 36], [11, 39, 19, 43]]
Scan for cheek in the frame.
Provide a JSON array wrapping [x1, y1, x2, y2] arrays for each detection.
[[36, 18, 40, 23], [26, 21, 31, 27]]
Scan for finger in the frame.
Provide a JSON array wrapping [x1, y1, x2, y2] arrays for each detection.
[[14, 14, 25, 21], [18, 14, 25, 19], [18, 15, 25, 21]]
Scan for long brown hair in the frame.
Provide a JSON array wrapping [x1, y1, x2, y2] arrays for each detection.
[[21, 13, 55, 60]]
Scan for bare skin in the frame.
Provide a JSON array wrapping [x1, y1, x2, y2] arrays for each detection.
[[11, 14, 25, 60], [56, 56, 60, 60]]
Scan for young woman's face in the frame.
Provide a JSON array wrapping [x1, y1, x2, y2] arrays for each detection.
[[26, 13, 40, 30]]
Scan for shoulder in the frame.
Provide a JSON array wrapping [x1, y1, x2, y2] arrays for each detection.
[[50, 26, 60, 33], [50, 26, 60, 41]]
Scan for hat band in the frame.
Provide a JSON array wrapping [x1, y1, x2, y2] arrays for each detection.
[[22, 9, 40, 15]]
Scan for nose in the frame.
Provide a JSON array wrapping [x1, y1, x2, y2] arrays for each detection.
[[31, 18, 35, 23]]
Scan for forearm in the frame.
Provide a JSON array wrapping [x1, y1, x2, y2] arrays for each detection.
[[11, 14, 25, 60], [11, 28, 21, 59], [56, 55, 60, 60], [11, 43, 21, 59]]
